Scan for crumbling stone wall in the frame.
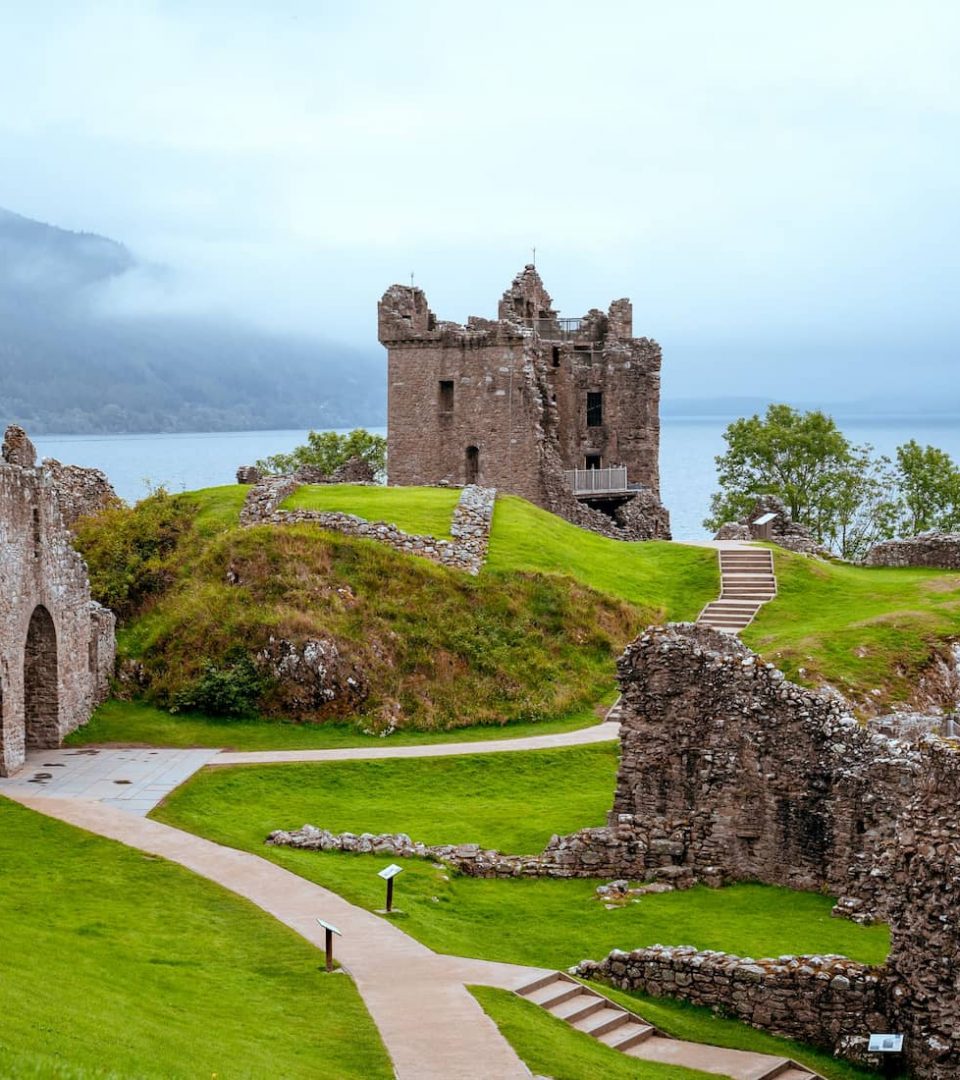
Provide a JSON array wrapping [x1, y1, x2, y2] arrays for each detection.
[[0, 426, 115, 775], [865, 532, 960, 569], [715, 495, 824, 555], [240, 477, 496, 574], [379, 266, 669, 540], [575, 948, 886, 1060], [41, 457, 118, 527]]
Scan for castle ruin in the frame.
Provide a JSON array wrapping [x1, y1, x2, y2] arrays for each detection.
[[0, 426, 115, 776], [379, 266, 670, 539]]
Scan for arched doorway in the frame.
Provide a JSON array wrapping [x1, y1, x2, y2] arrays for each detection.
[[465, 445, 479, 484], [24, 605, 58, 749]]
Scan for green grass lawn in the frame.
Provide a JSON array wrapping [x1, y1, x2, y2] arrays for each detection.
[[472, 987, 712, 1080], [283, 482, 462, 537], [486, 495, 717, 619], [67, 697, 611, 750], [181, 483, 250, 533], [745, 548, 960, 707], [0, 797, 390, 1080], [154, 748, 890, 972]]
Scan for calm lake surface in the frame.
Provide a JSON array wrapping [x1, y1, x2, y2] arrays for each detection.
[[33, 417, 960, 542]]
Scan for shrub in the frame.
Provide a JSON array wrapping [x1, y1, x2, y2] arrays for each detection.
[[171, 650, 266, 718]]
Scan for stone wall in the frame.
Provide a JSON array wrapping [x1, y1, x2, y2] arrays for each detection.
[[240, 477, 496, 574], [0, 426, 115, 775], [42, 457, 119, 527], [715, 495, 825, 555], [575, 947, 886, 1061], [865, 532, 960, 569], [379, 266, 670, 541], [608, 624, 919, 919]]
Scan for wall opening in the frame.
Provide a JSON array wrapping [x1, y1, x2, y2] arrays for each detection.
[[439, 379, 454, 412], [24, 605, 58, 749], [32, 507, 42, 559], [551, 346, 560, 367], [585, 453, 602, 470], [587, 392, 603, 427], [465, 445, 480, 484]]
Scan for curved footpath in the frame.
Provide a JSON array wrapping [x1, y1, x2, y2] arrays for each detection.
[[1, 721, 818, 1079]]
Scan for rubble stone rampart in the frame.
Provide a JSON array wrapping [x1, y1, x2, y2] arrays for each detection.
[[239, 478, 495, 574]]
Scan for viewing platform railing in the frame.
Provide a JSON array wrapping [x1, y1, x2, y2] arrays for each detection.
[[565, 466, 629, 496]]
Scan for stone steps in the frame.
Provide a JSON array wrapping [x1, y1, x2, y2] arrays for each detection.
[[697, 546, 777, 633], [514, 972, 820, 1078]]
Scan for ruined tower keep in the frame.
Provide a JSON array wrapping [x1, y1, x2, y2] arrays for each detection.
[[0, 426, 115, 776], [379, 266, 670, 539]]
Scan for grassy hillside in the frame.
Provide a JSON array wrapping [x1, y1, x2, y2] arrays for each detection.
[[283, 483, 461, 538], [745, 548, 960, 709], [0, 798, 389, 1079]]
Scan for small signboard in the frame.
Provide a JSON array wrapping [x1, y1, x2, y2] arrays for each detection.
[[868, 1034, 904, 1053], [316, 918, 342, 937], [378, 864, 404, 881], [752, 512, 778, 526]]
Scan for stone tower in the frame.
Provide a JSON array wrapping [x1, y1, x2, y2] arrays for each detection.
[[378, 266, 669, 539]]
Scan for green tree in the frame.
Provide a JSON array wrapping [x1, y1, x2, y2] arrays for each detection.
[[894, 440, 960, 534], [705, 405, 902, 559], [256, 428, 386, 478]]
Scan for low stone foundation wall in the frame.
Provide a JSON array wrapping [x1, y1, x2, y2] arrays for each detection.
[[575, 946, 887, 1061], [265, 820, 709, 885], [865, 532, 960, 570], [239, 479, 496, 574]]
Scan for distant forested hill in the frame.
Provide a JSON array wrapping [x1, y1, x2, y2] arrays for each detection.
[[0, 208, 385, 434]]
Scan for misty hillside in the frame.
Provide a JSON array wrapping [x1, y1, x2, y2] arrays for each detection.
[[0, 208, 385, 434]]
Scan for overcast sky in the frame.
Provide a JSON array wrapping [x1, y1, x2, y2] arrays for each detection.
[[1, 1, 958, 406]]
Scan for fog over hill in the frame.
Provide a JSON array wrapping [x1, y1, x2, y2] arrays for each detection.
[[0, 208, 385, 434]]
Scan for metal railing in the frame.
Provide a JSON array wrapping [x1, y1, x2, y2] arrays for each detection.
[[527, 317, 598, 340], [565, 466, 629, 496]]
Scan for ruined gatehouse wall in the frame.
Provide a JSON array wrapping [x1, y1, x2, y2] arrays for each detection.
[[0, 427, 115, 775]]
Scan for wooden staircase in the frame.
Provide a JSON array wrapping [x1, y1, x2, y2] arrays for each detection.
[[697, 546, 777, 633], [515, 971, 820, 1079]]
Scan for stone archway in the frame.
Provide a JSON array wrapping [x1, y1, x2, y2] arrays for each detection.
[[24, 605, 59, 749]]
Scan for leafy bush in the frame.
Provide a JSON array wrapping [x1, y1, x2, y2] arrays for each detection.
[[172, 650, 266, 718], [72, 489, 195, 619], [256, 428, 386, 478]]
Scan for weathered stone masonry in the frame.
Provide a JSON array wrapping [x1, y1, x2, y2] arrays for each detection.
[[0, 427, 115, 776], [240, 475, 496, 575], [379, 265, 670, 540], [866, 531, 960, 569]]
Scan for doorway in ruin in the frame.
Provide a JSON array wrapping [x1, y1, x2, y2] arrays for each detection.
[[24, 605, 58, 749], [465, 445, 480, 484]]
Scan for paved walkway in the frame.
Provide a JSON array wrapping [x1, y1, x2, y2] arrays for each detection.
[[0, 747, 217, 814], [4, 791, 541, 1080]]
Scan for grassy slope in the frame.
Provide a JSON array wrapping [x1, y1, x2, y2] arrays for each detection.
[[745, 547, 960, 707], [487, 495, 717, 619], [0, 798, 390, 1080], [154, 749, 889, 971], [67, 697, 610, 749], [283, 483, 461, 537], [472, 987, 711, 1080]]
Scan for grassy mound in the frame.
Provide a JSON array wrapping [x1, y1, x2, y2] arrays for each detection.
[[0, 798, 390, 1079], [74, 484, 721, 736], [745, 548, 960, 709], [283, 482, 461, 537]]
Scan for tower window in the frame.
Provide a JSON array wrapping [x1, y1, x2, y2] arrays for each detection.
[[586, 392, 603, 427], [439, 380, 454, 412], [551, 346, 560, 367]]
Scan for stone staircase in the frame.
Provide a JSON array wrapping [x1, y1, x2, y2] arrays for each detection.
[[697, 546, 777, 633], [515, 972, 819, 1079]]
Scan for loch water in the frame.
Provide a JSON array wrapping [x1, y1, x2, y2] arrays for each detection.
[[33, 416, 960, 542]]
